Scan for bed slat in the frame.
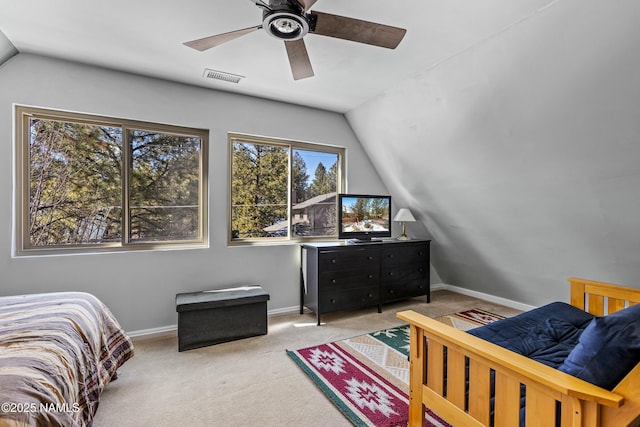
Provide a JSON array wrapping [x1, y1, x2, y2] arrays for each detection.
[[526, 387, 558, 426], [608, 297, 627, 314], [468, 359, 491, 425], [494, 372, 521, 427], [427, 339, 445, 395], [447, 347, 466, 409], [588, 294, 605, 316]]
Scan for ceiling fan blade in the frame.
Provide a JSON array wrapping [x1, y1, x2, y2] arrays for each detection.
[[183, 26, 261, 51], [248, 0, 271, 11], [295, 0, 319, 11], [310, 11, 406, 49], [284, 39, 314, 80]]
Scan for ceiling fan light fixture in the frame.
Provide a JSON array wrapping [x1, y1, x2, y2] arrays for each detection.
[[273, 18, 298, 34], [263, 11, 309, 40]]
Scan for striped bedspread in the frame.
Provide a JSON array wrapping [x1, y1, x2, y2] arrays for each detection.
[[0, 292, 134, 427]]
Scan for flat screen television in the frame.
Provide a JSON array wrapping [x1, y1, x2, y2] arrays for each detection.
[[338, 194, 391, 242]]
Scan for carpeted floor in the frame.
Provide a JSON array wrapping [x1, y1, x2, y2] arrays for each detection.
[[93, 290, 522, 427]]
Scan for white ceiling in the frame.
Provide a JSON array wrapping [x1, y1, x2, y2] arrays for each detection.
[[0, 0, 557, 113]]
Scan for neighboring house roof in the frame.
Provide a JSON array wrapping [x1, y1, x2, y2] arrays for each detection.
[[262, 218, 303, 233], [263, 192, 337, 232], [292, 192, 336, 210]]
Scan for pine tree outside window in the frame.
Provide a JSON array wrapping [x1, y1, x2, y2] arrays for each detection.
[[229, 133, 345, 243], [14, 106, 208, 256]]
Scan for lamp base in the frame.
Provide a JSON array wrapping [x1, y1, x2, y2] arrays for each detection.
[[396, 221, 410, 240]]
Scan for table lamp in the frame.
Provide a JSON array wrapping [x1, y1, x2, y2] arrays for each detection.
[[393, 208, 416, 240]]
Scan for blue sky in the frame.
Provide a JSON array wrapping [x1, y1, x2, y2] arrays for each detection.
[[296, 149, 337, 184]]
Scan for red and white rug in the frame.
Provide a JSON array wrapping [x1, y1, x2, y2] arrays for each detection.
[[287, 309, 505, 427]]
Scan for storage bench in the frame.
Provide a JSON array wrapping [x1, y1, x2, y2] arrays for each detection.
[[175, 286, 270, 352]]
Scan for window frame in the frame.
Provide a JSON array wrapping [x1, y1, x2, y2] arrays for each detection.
[[14, 105, 209, 256], [227, 132, 345, 245]]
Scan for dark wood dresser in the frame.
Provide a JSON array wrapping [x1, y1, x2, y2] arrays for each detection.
[[300, 239, 430, 325]]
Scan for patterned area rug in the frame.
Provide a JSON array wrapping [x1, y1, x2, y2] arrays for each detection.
[[286, 309, 505, 427]]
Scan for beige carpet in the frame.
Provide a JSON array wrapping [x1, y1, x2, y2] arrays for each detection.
[[93, 290, 521, 427]]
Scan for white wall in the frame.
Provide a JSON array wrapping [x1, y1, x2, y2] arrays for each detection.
[[0, 54, 389, 332], [347, 0, 640, 306]]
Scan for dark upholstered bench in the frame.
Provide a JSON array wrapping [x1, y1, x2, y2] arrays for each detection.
[[175, 286, 270, 352]]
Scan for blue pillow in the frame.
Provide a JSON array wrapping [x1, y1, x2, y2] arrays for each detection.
[[558, 303, 640, 390]]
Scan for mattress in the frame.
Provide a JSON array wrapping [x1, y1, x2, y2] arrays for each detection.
[[0, 292, 134, 427], [468, 301, 594, 368]]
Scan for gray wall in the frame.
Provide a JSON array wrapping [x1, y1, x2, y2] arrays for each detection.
[[0, 28, 17, 66], [347, 0, 640, 306], [0, 54, 389, 332]]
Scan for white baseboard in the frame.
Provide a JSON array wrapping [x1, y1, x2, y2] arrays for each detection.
[[127, 324, 177, 339], [435, 283, 537, 312], [126, 285, 534, 338], [267, 305, 304, 316], [126, 306, 304, 338]]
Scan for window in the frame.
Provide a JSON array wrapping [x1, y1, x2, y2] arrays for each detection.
[[229, 133, 345, 243], [15, 106, 208, 255]]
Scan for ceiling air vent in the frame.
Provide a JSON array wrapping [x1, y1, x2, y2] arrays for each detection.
[[203, 68, 245, 84]]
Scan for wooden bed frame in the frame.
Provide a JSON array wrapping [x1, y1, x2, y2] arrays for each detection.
[[397, 278, 640, 427]]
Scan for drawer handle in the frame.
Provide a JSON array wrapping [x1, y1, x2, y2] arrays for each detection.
[[368, 293, 373, 298], [418, 268, 424, 272], [331, 259, 336, 264], [368, 274, 373, 279], [388, 254, 393, 258], [388, 272, 394, 276], [330, 299, 336, 303], [332, 279, 337, 284], [367, 256, 373, 260]]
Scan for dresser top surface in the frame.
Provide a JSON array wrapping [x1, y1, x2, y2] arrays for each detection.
[[301, 239, 430, 249]]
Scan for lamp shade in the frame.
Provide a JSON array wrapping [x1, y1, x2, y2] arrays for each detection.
[[393, 208, 416, 222]]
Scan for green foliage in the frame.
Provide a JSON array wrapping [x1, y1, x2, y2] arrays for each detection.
[[292, 151, 309, 203], [29, 119, 122, 246], [307, 160, 337, 199], [351, 198, 370, 222], [370, 198, 388, 218], [231, 143, 339, 239], [27, 118, 203, 246], [129, 131, 201, 241], [231, 142, 288, 238]]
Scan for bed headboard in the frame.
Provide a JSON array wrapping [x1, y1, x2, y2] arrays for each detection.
[[569, 277, 640, 316]]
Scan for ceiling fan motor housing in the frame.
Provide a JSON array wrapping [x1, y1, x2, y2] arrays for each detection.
[[262, 0, 312, 41]]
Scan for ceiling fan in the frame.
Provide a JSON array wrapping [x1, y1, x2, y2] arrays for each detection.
[[183, 0, 407, 80]]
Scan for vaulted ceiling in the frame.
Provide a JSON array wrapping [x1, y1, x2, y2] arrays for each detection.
[[0, 0, 557, 113]]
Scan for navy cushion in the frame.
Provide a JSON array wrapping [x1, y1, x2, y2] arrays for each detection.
[[468, 302, 594, 368], [558, 303, 640, 390]]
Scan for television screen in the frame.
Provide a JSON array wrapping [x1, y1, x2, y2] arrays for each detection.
[[338, 194, 391, 241]]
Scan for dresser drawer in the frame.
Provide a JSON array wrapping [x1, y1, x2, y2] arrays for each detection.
[[381, 280, 429, 301], [318, 288, 379, 313], [320, 269, 379, 291], [318, 248, 379, 272], [381, 264, 428, 283], [381, 243, 429, 269]]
